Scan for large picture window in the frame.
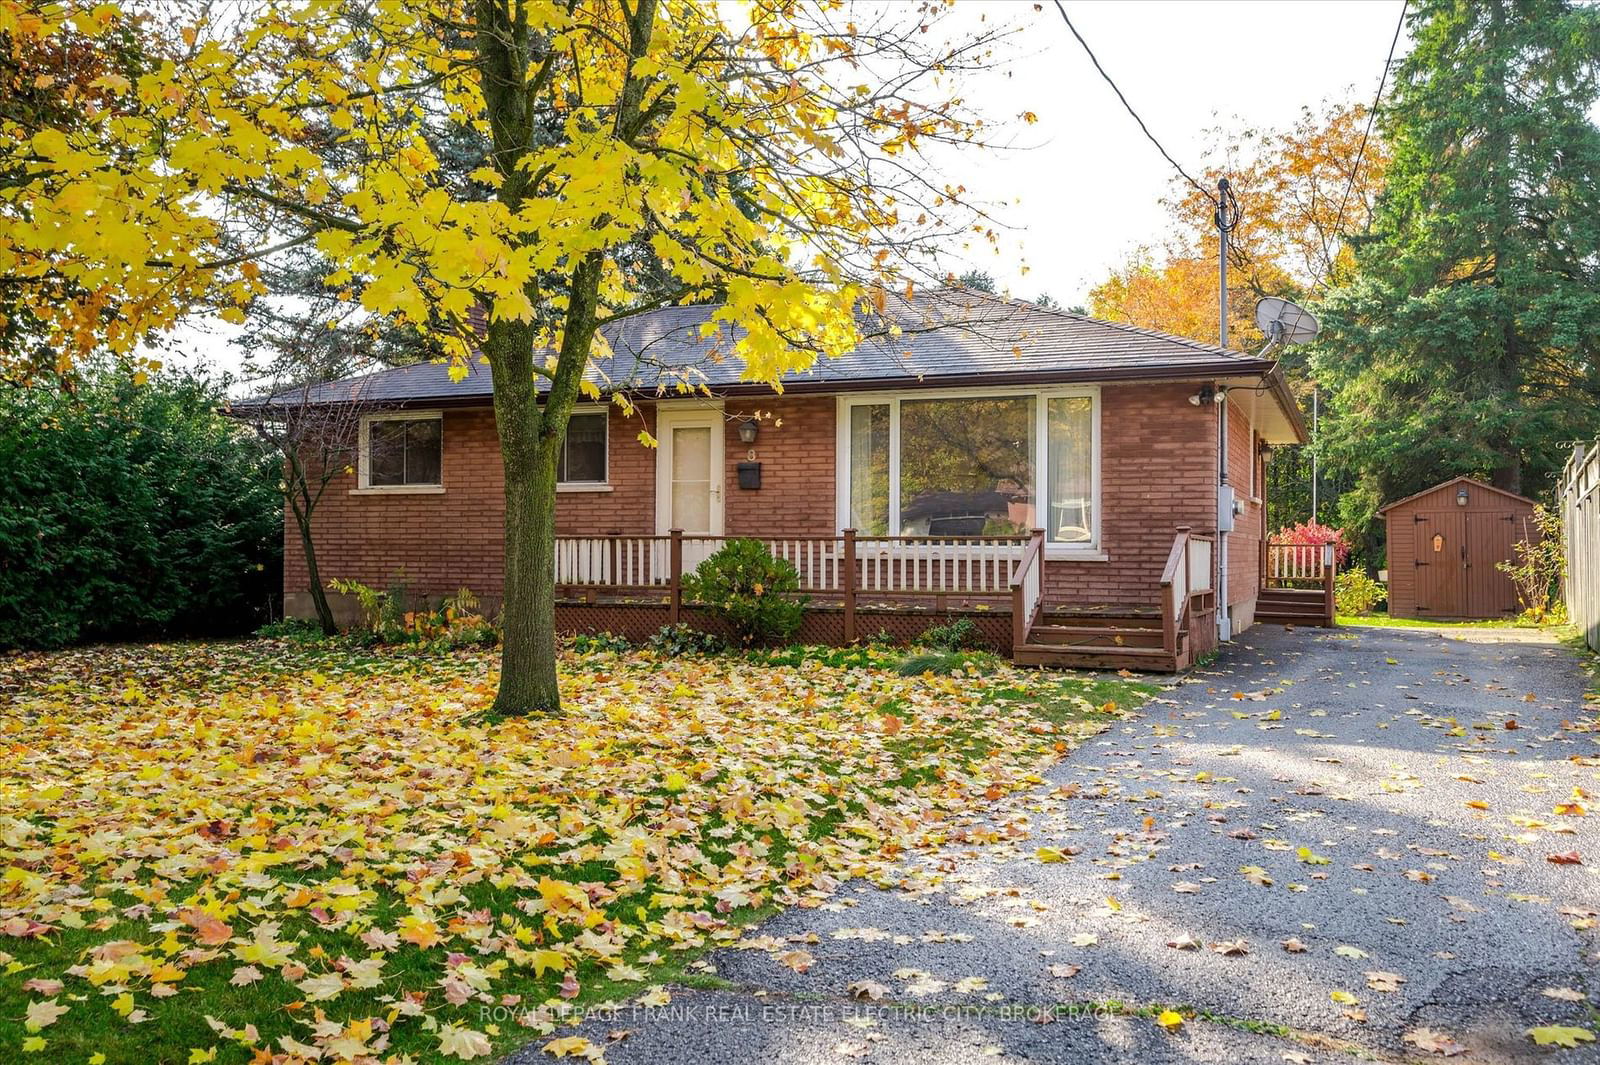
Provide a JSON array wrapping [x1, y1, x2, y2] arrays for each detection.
[[558, 410, 608, 484], [839, 388, 1099, 550], [361, 412, 443, 489], [900, 395, 1035, 535]]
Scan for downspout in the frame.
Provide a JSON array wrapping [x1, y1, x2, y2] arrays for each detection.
[[1218, 389, 1230, 641]]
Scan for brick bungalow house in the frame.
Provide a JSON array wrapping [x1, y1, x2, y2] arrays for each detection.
[[254, 291, 1309, 670]]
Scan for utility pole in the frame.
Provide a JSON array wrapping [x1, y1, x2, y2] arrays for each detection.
[[1311, 387, 1320, 523], [1214, 176, 1239, 641], [1217, 177, 1231, 348]]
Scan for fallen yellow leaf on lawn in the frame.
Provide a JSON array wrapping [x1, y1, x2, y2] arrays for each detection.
[[437, 1024, 494, 1060], [23, 998, 68, 1032]]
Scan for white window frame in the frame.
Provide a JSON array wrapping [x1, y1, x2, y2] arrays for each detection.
[[834, 384, 1102, 558], [355, 409, 444, 494], [556, 406, 612, 492]]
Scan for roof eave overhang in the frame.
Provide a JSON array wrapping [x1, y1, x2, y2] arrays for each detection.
[[238, 358, 1283, 413], [1262, 363, 1310, 444]]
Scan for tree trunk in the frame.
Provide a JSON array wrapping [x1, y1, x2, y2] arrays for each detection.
[[285, 454, 339, 636], [487, 318, 565, 715], [473, 0, 653, 717], [295, 507, 339, 636]]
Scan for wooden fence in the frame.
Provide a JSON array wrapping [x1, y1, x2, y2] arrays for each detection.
[[1563, 443, 1600, 653]]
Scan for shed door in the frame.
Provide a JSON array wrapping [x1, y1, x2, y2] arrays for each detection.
[[1413, 511, 1464, 616], [1466, 513, 1521, 617]]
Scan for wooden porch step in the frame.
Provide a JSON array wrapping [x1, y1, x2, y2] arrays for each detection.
[[1257, 604, 1331, 625], [1042, 606, 1162, 626], [1014, 642, 1182, 672], [1260, 588, 1325, 602], [1026, 624, 1167, 649], [1040, 616, 1163, 632]]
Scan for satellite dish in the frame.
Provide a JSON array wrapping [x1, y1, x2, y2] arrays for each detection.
[[1255, 297, 1319, 345]]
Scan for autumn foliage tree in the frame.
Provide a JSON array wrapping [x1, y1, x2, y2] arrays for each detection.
[[3, 0, 1009, 714], [1088, 100, 1389, 353], [1312, 0, 1600, 530]]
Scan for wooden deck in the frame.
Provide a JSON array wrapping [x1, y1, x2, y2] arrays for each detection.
[[1256, 542, 1337, 627], [554, 528, 1218, 672]]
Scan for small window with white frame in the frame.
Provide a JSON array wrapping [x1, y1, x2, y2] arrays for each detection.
[[360, 411, 443, 489], [558, 409, 608, 484]]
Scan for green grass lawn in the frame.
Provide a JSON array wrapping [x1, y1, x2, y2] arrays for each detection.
[[1337, 612, 1574, 632], [0, 638, 1151, 1064]]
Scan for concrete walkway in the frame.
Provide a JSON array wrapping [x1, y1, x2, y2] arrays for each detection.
[[509, 625, 1599, 1064]]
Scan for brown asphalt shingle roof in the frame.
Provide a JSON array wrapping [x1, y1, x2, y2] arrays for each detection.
[[236, 289, 1277, 410]]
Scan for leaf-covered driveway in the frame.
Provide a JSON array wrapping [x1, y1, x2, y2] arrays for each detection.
[[528, 626, 1600, 1064]]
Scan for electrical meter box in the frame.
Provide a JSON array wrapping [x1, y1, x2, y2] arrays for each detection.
[[1217, 484, 1236, 532]]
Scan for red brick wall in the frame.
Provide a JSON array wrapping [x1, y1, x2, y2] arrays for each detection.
[[1224, 400, 1264, 615], [554, 405, 655, 536], [286, 384, 1242, 622], [284, 407, 503, 612], [1041, 383, 1219, 607], [284, 398, 832, 617], [722, 396, 836, 537]]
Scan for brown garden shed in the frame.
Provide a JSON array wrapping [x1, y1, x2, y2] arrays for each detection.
[[1379, 476, 1538, 620]]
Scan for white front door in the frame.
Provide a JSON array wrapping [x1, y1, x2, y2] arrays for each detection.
[[656, 408, 725, 569]]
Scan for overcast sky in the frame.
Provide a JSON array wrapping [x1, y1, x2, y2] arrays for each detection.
[[171, 0, 1412, 380]]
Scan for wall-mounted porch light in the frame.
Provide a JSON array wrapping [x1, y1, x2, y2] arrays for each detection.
[[1456, 486, 1469, 506], [737, 419, 759, 445]]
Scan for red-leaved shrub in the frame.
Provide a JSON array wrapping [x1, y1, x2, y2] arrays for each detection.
[[1269, 520, 1352, 566]]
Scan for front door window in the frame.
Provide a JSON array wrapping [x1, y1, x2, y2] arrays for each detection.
[[670, 425, 713, 532]]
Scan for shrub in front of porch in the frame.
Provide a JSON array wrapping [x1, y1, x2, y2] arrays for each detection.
[[682, 538, 806, 647]]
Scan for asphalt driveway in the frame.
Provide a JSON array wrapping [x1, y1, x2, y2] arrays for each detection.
[[509, 624, 1599, 1065]]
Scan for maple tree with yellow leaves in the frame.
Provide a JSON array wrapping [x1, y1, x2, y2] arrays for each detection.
[[1, 0, 1008, 713]]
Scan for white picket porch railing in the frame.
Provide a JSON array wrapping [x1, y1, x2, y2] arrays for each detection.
[[1266, 541, 1332, 583], [551, 532, 1030, 597]]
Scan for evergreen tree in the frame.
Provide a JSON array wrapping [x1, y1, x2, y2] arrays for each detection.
[[956, 270, 997, 293], [1312, 0, 1600, 542]]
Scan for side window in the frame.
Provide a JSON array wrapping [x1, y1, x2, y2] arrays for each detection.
[[558, 410, 608, 484], [363, 414, 443, 487]]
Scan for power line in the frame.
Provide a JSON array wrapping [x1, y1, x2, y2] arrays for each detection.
[[1326, 0, 1407, 282], [1050, 1, 1215, 206]]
